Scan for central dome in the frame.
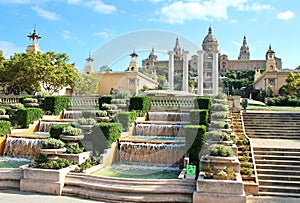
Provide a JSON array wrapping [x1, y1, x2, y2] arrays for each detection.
[[202, 26, 217, 44]]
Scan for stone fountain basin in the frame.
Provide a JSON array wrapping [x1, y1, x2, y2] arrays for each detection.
[[39, 147, 67, 155]]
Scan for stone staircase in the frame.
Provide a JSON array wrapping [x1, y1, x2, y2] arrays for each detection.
[[243, 112, 300, 139], [62, 173, 195, 203], [243, 111, 300, 197]]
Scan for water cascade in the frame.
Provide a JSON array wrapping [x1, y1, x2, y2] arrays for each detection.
[[3, 136, 44, 157], [148, 112, 190, 122], [134, 124, 183, 137], [38, 121, 73, 132], [63, 110, 82, 119]]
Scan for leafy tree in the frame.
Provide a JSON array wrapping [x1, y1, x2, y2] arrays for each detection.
[[281, 72, 300, 96], [225, 70, 255, 97], [73, 73, 99, 95]]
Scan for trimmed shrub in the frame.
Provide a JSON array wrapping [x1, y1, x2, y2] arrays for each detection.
[[102, 103, 118, 110], [211, 112, 228, 120], [210, 144, 233, 157], [194, 96, 211, 111], [99, 95, 113, 110], [23, 98, 38, 104], [214, 93, 227, 100], [78, 118, 97, 125], [50, 123, 74, 139], [116, 111, 137, 131], [16, 108, 43, 128], [111, 99, 126, 104], [0, 120, 11, 135], [211, 103, 228, 112], [91, 123, 122, 154], [129, 96, 151, 116], [184, 125, 206, 165], [190, 109, 208, 126], [10, 103, 24, 109], [267, 96, 300, 107], [42, 138, 65, 149], [41, 96, 70, 115]]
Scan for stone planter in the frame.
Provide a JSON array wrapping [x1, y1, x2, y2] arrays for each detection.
[[60, 151, 92, 165], [20, 166, 74, 195], [24, 103, 39, 107], [0, 115, 9, 120], [95, 116, 110, 122], [39, 147, 66, 160], [193, 172, 246, 203], [200, 155, 240, 173], [60, 135, 84, 145]]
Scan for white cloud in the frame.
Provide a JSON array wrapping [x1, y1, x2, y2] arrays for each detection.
[[85, 0, 117, 14], [155, 0, 273, 24], [0, 41, 23, 58], [67, 0, 82, 4], [93, 28, 115, 39], [63, 30, 71, 39], [0, 0, 47, 4], [276, 10, 295, 20], [31, 6, 60, 20]]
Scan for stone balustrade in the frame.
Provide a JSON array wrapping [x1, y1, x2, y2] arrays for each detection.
[[150, 96, 195, 109], [0, 95, 20, 104], [66, 96, 99, 108]]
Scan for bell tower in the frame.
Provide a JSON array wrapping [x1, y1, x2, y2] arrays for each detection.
[[128, 51, 139, 72], [265, 45, 277, 72], [26, 25, 42, 53], [238, 36, 250, 60], [84, 53, 94, 74]]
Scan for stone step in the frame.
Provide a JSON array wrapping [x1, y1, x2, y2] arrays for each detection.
[[256, 169, 300, 176], [259, 185, 300, 194], [258, 191, 300, 198], [259, 179, 300, 187], [256, 164, 300, 171], [63, 186, 193, 203], [253, 147, 300, 152], [254, 150, 300, 156], [255, 154, 300, 161], [247, 135, 300, 139], [257, 174, 300, 182], [245, 126, 300, 131], [255, 159, 300, 166]]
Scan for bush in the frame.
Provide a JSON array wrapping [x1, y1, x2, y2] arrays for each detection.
[[184, 125, 206, 164], [206, 131, 230, 141], [111, 99, 126, 104], [82, 110, 107, 118], [129, 96, 151, 116], [77, 156, 99, 172], [62, 126, 83, 136], [77, 118, 97, 125], [214, 93, 227, 100], [23, 98, 38, 103], [41, 96, 70, 115], [0, 109, 5, 115], [65, 143, 84, 154], [210, 144, 233, 157], [211, 103, 228, 112], [91, 123, 122, 154], [99, 95, 113, 110], [211, 112, 228, 120], [0, 120, 11, 135], [102, 103, 118, 110], [189, 109, 208, 126], [115, 111, 137, 131], [194, 96, 211, 111], [16, 108, 43, 128], [241, 167, 253, 177], [267, 96, 300, 107], [50, 123, 74, 139], [210, 121, 229, 129], [10, 103, 24, 109], [0, 106, 12, 116], [42, 138, 65, 149], [38, 158, 73, 169]]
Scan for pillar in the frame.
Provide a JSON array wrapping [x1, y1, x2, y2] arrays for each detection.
[[168, 51, 175, 91], [212, 52, 219, 95], [182, 50, 189, 93], [197, 50, 205, 96]]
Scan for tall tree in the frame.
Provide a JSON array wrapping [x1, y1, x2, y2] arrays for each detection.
[[73, 73, 99, 95], [282, 72, 300, 96]]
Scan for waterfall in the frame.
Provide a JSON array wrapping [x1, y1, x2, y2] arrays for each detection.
[[134, 124, 184, 137], [38, 121, 73, 132], [63, 110, 82, 119], [3, 136, 44, 158], [148, 112, 190, 122]]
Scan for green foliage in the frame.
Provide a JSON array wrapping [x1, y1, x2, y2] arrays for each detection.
[[37, 158, 73, 169], [211, 112, 228, 120], [65, 143, 84, 154], [210, 144, 233, 157], [281, 72, 300, 96], [91, 123, 122, 154], [189, 109, 208, 126], [102, 103, 118, 110], [73, 73, 99, 95], [41, 96, 70, 115], [267, 95, 300, 106], [99, 95, 113, 110], [210, 121, 229, 129], [0, 120, 11, 135], [184, 125, 206, 164], [16, 108, 43, 128], [115, 111, 137, 131], [77, 156, 99, 172], [240, 167, 253, 177], [77, 118, 97, 125], [23, 98, 38, 103], [194, 96, 211, 111], [10, 103, 24, 109], [50, 123, 73, 139], [225, 70, 255, 97], [82, 110, 107, 118], [42, 138, 65, 149], [0, 108, 5, 115], [111, 99, 126, 104], [62, 126, 83, 136], [129, 96, 151, 116], [211, 103, 228, 111]]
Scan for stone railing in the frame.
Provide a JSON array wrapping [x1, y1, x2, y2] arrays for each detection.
[[0, 95, 20, 104], [66, 96, 99, 109], [150, 96, 195, 110]]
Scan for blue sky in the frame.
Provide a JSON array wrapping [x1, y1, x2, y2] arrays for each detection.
[[0, 0, 299, 72]]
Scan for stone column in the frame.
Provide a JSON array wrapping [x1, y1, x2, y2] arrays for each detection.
[[197, 50, 205, 96], [168, 51, 175, 91], [212, 52, 219, 95], [182, 50, 189, 93]]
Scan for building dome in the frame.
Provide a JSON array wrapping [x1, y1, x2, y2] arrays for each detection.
[[202, 26, 217, 44], [202, 26, 218, 52]]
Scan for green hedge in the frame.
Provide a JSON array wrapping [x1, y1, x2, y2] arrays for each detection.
[[99, 95, 113, 110], [41, 96, 70, 115], [184, 125, 206, 165], [17, 108, 43, 128], [91, 123, 122, 154], [0, 120, 11, 136], [267, 96, 300, 106], [190, 110, 208, 126], [194, 96, 211, 111], [129, 96, 150, 116], [50, 123, 74, 139], [115, 111, 137, 131]]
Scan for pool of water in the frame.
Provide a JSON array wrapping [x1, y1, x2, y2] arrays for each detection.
[[0, 157, 30, 168], [92, 163, 180, 179]]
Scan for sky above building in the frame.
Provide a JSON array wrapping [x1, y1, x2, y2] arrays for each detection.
[[0, 0, 299, 72]]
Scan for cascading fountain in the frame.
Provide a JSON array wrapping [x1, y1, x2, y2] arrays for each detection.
[[63, 110, 82, 119], [148, 111, 190, 122]]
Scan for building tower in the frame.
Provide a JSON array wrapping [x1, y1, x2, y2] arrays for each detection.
[[238, 36, 250, 60], [128, 51, 139, 72], [265, 45, 277, 72], [26, 25, 41, 53], [84, 53, 94, 74], [173, 37, 182, 60]]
